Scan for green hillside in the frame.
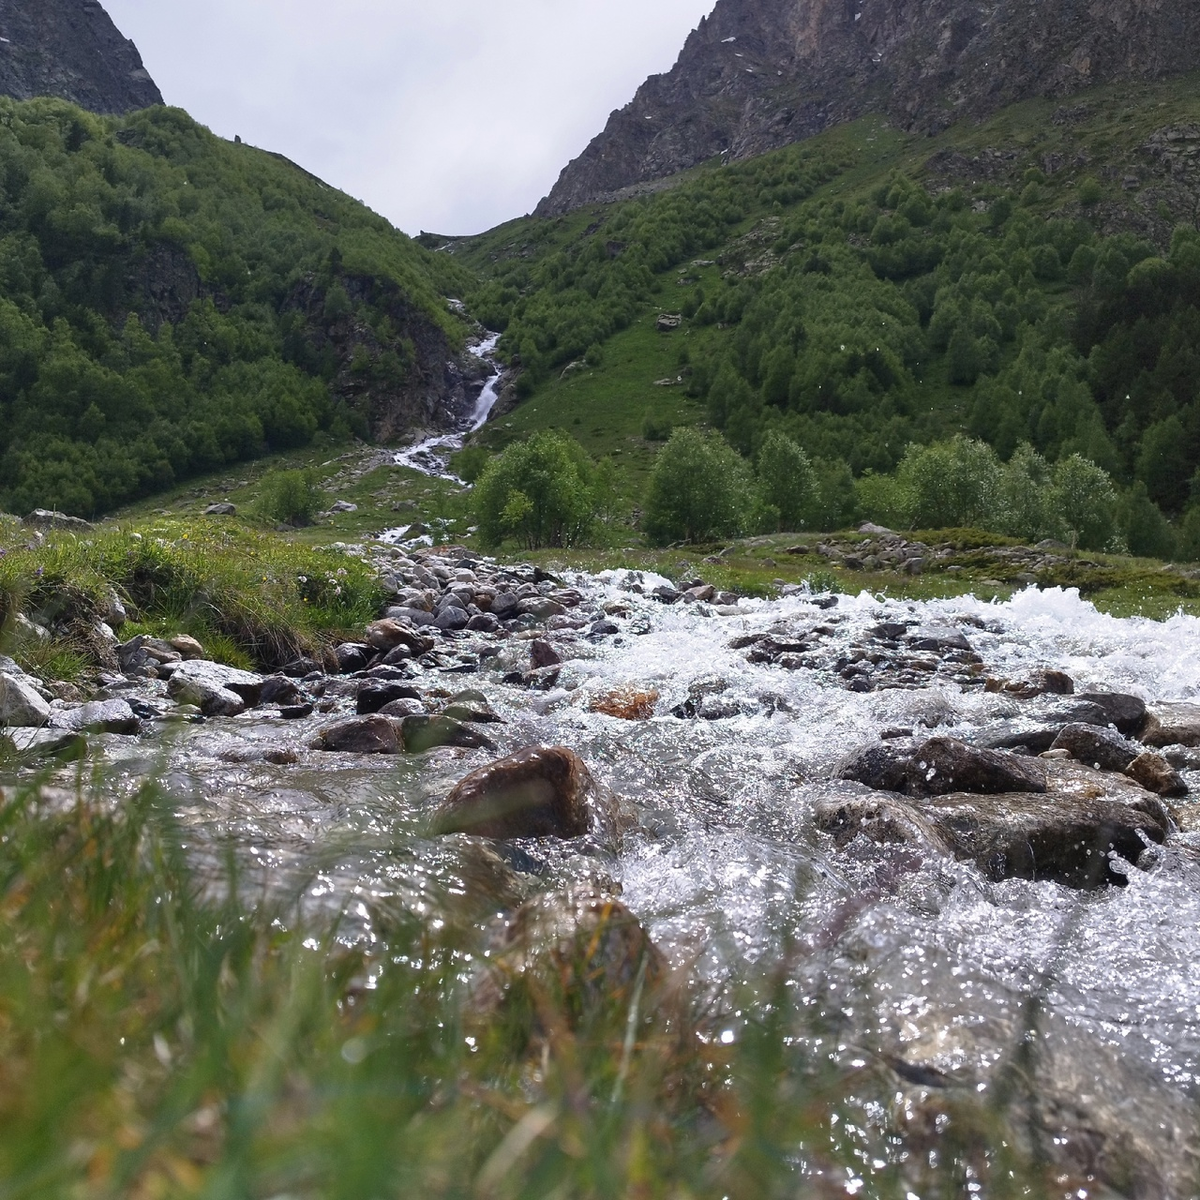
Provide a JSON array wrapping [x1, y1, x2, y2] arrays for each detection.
[[0, 98, 471, 516], [450, 72, 1200, 548]]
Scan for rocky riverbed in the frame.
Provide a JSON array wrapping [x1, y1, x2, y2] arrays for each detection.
[[5, 539, 1200, 1194]]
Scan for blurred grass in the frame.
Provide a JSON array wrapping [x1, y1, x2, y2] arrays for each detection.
[[0, 771, 1086, 1199]]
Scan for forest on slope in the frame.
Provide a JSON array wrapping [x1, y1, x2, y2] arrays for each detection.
[[454, 74, 1200, 555], [0, 98, 471, 516]]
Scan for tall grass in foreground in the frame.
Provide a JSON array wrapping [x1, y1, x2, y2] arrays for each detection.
[[0, 766, 1117, 1200]]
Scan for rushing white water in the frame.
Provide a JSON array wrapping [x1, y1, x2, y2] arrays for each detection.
[[392, 332, 502, 482], [94, 574, 1200, 1188]]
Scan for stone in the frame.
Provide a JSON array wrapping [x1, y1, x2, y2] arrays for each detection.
[[432, 746, 605, 840], [22, 508, 93, 531], [1077, 691, 1147, 736], [377, 697, 425, 719], [384, 606, 439, 628], [0, 673, 52, 726], [589, 619, 620, 637], [443, 690, 503, 724], [908, 627, 972, 652], [588, 687, 660, 721], [203, 503, 237, 516], [1125, 751, 1189, 797], [330, 500, 358, 513], [334, 643, 371, 674], [434, 607, 470, 632], [366, 619, 437, 655], [357, 681, 422, 715], [398, 714, 497, 754], [1139, 702, 1200, 748], [314, 715, 403, 754], [167, 634, 206, 660], [467, 612, 502, 633], [986, 669, 1075, 699], [530, 639, 563, 669], [841, 737, 1045, 797], [50, 699, 140, 735], [260, 675, 304, 707], [166, 660, 264, 717], [491, 592, 520, 619], [2, 728, 87, 760], [815, 781, 1170, 889], [518, 597, 566, 620], [1051, 723, 1141, 772], [280, 703, 315, 720]]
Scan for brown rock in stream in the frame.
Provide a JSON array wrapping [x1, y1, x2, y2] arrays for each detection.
[[314, 715, 403, 754], [432, 746, 606, 840]]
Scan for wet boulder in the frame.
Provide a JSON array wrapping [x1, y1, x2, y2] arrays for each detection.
[[1125, 751, 1188, 797], [1139, 702, 1200, 749], [357, 680, 421, 715], [334, 643, 371, 674], [432, 746, 607, 840], [1050, 723, 1141, 772], [398, 715, 497, 754], [1077, 691, 1147, 736], [817, 772, 1170, 889], [840, 737, 1045, 797], [985, 668, 1074, 699], [530, 639, 563, 669], [364, 619, 436, 656], [166, 661, 264, 717], [313, 714, 403, 754], [50, 699, 140, 735], [377, 697, 425, 719], [0, 672, 52, 727], [442, 690, 503, 724], [260, 675, 305, 707], [588, 687, 659, 721]]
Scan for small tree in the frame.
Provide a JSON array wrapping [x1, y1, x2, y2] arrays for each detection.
[[256, 469, 325, 527], [895, 436, 1001, 529], [757, 430, 818, 531], [1048, 453, 1118, 551], [643, 427, 752, 545], [474, 431, 595, 549]]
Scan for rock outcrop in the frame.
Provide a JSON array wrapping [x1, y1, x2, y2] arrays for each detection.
[[538, 0, 1200, 215], [0, 0, 163, 114]]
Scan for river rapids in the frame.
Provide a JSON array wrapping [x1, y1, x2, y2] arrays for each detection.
[[76, 557, 1200, 1196]]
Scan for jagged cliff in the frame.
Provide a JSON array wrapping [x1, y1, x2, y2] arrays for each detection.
[[0, 0, 162, 114], [538, 0, 1200, 215]]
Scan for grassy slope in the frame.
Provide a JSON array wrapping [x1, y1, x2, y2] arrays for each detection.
[[450, 73, 1200, 483]]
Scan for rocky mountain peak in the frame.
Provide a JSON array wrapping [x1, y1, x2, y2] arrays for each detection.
[[0, 0, 162, 114], [537, 0, 1200, 215]]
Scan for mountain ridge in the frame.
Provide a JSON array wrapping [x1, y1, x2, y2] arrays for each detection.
[[538, 0, 1200, 216], [0, 0, 162, 115]]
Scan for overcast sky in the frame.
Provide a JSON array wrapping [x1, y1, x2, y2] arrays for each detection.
[[102, 1, 715, 237]]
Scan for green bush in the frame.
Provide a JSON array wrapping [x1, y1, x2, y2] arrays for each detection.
[[256, 469, 326, 527], [643, 427, 752, 544], [474, 430, 596, 549]]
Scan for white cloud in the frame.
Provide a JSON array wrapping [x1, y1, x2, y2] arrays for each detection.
[[102, 0, 715, 235]]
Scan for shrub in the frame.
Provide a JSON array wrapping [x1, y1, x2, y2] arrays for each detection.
[[1049, 453, 1118, 550], [895, 436, 1001, 530], [643, 427, 752, 544], [256, 469, 326, 527], [474, 430, 595, 549]]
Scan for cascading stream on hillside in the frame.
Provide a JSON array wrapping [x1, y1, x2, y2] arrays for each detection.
[[85, 562, 1200, 1192]]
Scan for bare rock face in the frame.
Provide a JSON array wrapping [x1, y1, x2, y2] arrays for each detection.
[[432, 746, 613, 842], [538, 0, 1200, 214], [0, 0, 163, 114]]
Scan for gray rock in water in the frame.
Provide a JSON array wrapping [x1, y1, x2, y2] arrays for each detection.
[[815, 780, 1170, 889], [0, 672, 52, 727], [1077, 691, 1147, 736], [1139, 702, 1200, 749], [399, 715, 496, 754], [314, 715, 403, 754], [334, 643, 371, 674], [530, 639, 563, 669], [260, 675, 304, 707], [1, 728, 87, 760], [1051, 723, 1141, 772], [357, 680, 421, 715], [467, 612, 502, 633], [432, 746, 606, 840], [166, 660, 264, 717], [434, 607, 470, 631], [377, 697, 425, 719], [840, 737, 1045, 797], [1125, 751, 1188, 797], [910, 737, 1047, 796], [50, 699, 140, 735]]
